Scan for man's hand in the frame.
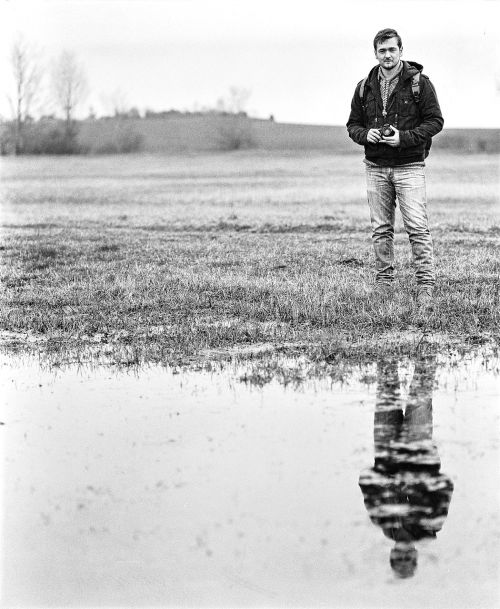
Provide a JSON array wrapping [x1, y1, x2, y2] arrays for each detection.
[[366, 128, 382, 144], [380, 126, 400, 147]]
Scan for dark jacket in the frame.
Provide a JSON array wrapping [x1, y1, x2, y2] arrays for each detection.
[[346, 61, 444, 165], [359, 465, 454, 542]]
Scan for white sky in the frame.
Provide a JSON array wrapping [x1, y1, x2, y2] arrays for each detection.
[[1, 0, 499, 127]]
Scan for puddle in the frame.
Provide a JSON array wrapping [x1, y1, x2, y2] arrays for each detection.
[[1, 351, 499, 607]]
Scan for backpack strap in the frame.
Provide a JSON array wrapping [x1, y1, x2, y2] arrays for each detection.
[[411, 72, 421, 103], [360, 72, 421, 102], [359, 77, 368, 102]]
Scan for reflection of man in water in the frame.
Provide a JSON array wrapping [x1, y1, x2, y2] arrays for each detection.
[[359, 354, 454, 578]]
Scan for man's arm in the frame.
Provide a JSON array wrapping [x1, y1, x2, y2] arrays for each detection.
[[346, 82, 370, 145], [398, 76, 444, 148]]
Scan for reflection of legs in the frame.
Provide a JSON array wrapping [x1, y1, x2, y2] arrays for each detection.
[[402, 354, 440, 470], [366, 166, 396, 284], [404, 355, 438, 442], [374, 360, 403, 465]]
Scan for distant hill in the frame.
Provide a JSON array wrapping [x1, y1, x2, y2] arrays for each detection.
[[78, 115, 500, 154]]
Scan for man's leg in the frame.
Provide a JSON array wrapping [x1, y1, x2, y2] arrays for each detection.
[[365, 165, 397, 286], [374, 359, 404, 471], [404, 354, 437, 443], [393, 165, 436, 290], [402, 354, 440, 470]]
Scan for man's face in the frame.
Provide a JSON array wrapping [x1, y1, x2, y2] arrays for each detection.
[[375, 37, 402, 69], [390, 545, 417, 579]]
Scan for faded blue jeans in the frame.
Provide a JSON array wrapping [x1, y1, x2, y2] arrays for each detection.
[[365, 162, 435, 287]]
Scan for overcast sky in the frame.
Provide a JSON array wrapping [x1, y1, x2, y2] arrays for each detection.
[[1, 0, 499, 127]]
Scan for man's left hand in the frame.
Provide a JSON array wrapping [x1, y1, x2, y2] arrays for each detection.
[[380, 126, 400, 147]]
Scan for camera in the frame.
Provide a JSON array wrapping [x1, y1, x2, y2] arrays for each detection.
[[380, 124, 395, 138]]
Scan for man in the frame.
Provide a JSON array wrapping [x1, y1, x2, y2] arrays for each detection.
[[346, 28, 443, 308]]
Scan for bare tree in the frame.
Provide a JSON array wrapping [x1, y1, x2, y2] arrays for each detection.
[[216, 86, 252, 115], [51, 50, 88, 135], [227, 86, 251, 114], [214, 86, 254, 150], [109, 88, 130, 117], [9, 36, 42, 154]]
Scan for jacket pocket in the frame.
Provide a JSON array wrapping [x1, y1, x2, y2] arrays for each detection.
[[364, 94, 379, 129], [399, 95, 414, 116]]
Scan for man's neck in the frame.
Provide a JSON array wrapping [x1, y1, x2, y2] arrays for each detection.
[[380, 60, 402, 80]]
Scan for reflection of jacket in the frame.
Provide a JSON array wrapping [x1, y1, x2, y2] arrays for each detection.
[[359, 456, 454, 542], [346, 60, 444, 166]]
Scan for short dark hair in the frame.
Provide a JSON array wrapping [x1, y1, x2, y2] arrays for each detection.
[[373, 28, 402, 51]]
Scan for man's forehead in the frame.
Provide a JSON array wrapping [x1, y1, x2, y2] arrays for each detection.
[[376, 37, 400, 50]]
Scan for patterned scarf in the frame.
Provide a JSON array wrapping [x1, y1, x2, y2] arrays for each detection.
[[379, 61, 403, 117]]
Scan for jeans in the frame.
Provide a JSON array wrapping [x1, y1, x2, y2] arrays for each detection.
[[365, 163, 435, 287], [373, 357, 439, 471]]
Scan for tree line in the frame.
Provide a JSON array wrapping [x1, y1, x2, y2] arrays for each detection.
[[1, 37, 256, 155]]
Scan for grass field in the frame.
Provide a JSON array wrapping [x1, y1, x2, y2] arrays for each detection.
[[0, 150, 499, 366]]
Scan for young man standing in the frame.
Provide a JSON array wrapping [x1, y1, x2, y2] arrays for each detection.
[[346, 28, 443, 308]]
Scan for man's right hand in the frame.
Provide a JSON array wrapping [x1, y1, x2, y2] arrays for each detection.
[[366, 129, 382, 144]]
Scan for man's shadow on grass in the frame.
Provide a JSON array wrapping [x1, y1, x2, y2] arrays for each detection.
[[359, 353, 454, 578]]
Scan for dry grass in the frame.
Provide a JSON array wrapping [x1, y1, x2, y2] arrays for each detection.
[[0, 151, 498, 366]]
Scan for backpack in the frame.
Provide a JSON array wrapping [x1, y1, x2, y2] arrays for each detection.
[[359, 72, 421, 104]]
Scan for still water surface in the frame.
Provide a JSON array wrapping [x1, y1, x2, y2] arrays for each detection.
[[1, 351, 499, 607]]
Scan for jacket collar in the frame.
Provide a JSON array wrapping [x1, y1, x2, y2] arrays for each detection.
[[378, 60, 403, 83], [367, 60, 423, 90]]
